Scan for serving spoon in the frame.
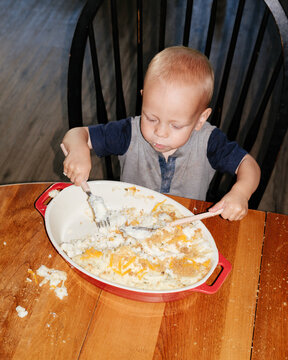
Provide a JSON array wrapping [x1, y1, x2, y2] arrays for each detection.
[[131, 209, 223, 231]]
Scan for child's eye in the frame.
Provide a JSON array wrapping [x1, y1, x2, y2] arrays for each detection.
[[171, 124, 182, 129]]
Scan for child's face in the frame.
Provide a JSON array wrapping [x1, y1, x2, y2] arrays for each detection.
[[140, 79, 211, 159]]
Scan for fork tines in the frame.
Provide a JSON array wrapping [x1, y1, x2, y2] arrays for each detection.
[[96, 218, 110, 228]]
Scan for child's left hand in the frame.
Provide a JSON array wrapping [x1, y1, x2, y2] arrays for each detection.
[[209, 154, 260, 221], [208, 188, 249, 221]]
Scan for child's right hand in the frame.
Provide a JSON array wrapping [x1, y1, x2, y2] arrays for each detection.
[[63, 147, 91, 186], [61, 127, 92, 186]]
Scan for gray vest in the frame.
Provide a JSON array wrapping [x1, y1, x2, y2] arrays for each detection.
[[119, 116, 216, 200]]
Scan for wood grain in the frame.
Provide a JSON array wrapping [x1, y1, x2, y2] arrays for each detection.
[[153, 200, 265, 360], [2, 183, 287, 360], [251, 213, 288, 360], [0, 0, 104, 185], [0, 183, 101, 360], [79, 292, 165, 359]]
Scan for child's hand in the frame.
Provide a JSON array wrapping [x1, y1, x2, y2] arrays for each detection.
[[61, 127, 92, 186], [63, 148, 91, 186], [209, 154, 260, 221], [209, 188, 248, 221]]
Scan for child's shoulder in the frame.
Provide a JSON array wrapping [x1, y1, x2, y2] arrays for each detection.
[[201, 121, 216, 133], [192, 121, 216, 143]]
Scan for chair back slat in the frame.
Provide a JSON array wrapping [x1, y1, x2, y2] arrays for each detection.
[[67, 0, 288, 210], [249, 58, 284, 208], [183, 0, 193, 47], [88, 23, 108, 124], [159, 0, 167, 51], [68, 0, 104, 128], [88, 23, 113, 179], [211, 0, 246, 127], [136, 0, 143, 115], [206, 8, 270, 203], [253, 0, 288, 210], [226, 7, 270, 141], [208, 54, 283, 206], [243, 53, 283, 153], [205, 0, 218, 58], [110, 0, 126, 119]]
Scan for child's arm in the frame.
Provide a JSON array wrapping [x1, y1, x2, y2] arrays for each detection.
[[209, 154, 261, 221], [61, 127, 92, 186]]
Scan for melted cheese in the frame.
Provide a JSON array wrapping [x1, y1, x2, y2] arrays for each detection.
[[61, 202, 215, 290]]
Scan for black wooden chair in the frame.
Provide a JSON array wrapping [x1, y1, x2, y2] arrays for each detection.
[[67, 0, 288, 210]]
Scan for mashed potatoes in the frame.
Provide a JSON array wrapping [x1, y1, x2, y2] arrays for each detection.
[[60, 201, 216, 290]]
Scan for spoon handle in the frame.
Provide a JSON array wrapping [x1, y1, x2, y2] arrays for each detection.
[[170, 209, 223, 226]]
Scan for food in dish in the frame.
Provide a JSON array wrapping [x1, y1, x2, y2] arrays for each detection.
[[60, 199, 216, 291]]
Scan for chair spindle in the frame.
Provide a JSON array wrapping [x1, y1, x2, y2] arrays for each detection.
[[159, 0, 167, 52], [136, 0, 143, 115], [211, 0, 246, 128], [110, 0, 126, 120], [205, 0, 218, 58], [183, 0, 193, 47]]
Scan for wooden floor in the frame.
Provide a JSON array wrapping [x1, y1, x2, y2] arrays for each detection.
[[0, 0, 105, 186], [0, 0, 287, 214]]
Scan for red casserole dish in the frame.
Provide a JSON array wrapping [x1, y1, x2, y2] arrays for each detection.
[[35, 181, 231, 302]]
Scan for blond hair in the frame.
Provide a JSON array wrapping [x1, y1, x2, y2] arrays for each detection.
[[144, 46, 214, 107]]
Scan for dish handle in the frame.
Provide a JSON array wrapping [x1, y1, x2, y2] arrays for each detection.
[[195, 252, 232, 294], [35, 182, 72, 217]]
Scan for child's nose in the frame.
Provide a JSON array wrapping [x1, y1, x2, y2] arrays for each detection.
[[154, 123, 168, 138]]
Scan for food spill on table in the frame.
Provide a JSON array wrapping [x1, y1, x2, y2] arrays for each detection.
[[27, 265, 68, 300], [16, 305, 28, 318]]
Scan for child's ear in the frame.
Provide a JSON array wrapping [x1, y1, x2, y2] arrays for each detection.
[[195, 108, 212, 131], [140, 89, 143, 96]]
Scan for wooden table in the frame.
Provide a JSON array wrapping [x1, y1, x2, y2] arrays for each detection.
[[0, 183, 287, 360]]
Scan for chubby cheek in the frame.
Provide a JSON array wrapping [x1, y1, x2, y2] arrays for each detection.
[[171, 134, 186, 148], [170, 129, 194, 148], [140, 121, 152, 142]]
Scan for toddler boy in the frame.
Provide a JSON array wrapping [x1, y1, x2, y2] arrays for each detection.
[[62, 46, 260, 221]]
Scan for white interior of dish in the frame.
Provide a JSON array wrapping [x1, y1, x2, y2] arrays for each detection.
[[45, 180, 219, 293]]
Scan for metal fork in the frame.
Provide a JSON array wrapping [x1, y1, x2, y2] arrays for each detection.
[[81, 181, 110, 228]]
